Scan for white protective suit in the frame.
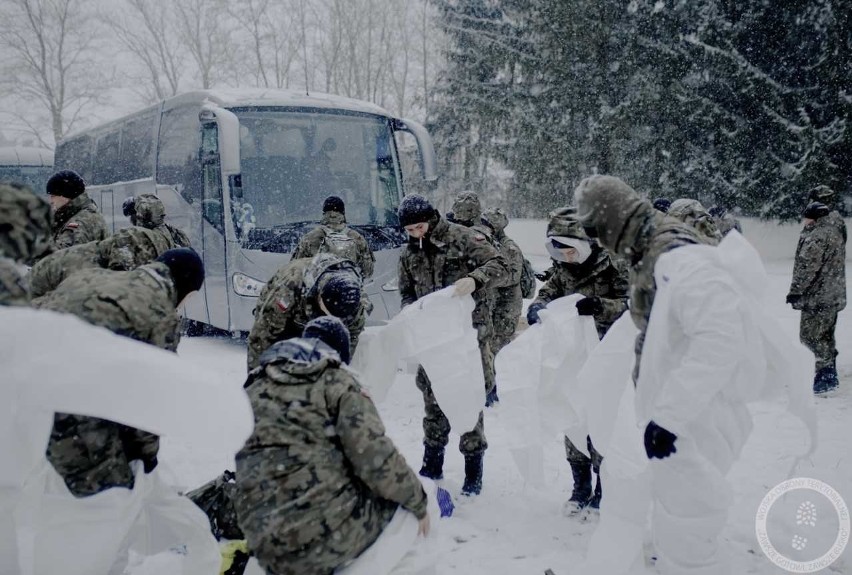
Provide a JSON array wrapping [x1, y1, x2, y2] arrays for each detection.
[[634, 231, 815, 575]]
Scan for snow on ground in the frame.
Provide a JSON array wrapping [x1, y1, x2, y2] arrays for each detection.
[[164, 220, 852, 574]]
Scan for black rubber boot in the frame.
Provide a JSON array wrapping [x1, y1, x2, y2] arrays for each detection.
[[587, 474, 602, 510], [419, 445, 445, 480], [563, 461, 593, 515], [814, 365, 839, 394], [461, 453, 483, 496]]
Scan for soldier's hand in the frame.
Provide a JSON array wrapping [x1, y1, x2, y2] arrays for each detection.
[[576, 296, 603, 316], [418, 514, 431, 537], [142, 455, 158, 473], [453, 277, 477, 297], [785, 293, 802, 307], [643, 421, 677, 460], [526, 303, 545, 325]]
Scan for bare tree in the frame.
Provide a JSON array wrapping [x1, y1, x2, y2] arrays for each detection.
[[228, 0, 300, 89], [174, 0, 233, 89], [0, 0, 109, 145], [106, 0, 184, 103]]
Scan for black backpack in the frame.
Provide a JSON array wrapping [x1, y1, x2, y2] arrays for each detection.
[[520, 257, 536, 299]]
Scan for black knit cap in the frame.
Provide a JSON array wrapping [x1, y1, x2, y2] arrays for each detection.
[[803, 201, 830, 220], [397, 194, 435, 227], [155, 248, 205, 303], [319, 272, 361, 320], [303, 316, 351, 364], [46, 170, 86, 199], [652, 198, 671, 213], [323, 195, 345, 215]]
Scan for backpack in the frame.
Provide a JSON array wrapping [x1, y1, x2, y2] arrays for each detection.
[[318, 226, 361, 264], [520, 257, 536, 299]]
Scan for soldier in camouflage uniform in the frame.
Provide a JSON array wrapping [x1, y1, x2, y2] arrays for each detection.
[[667, 198, 723, 245], [397, 194, 510, 496], [34, 248, 205, 496], [235, 323, 429, 575], [481, 208, 525, 356], [708, 205, 743, 237], [45, 170, 108, 252], [525, 206, 629, 513], [0, 183, 53, 306], [291, 195, 375, 279], [124, 194, 193, 248], [787, 186, 847, 393], [246, 253, 365, 370]]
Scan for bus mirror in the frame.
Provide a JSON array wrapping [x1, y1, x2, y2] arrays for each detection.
[[202, 199, 223, 226], [395, 118, 438, 183]]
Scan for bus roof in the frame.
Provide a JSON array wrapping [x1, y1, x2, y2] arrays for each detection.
[[173, 89, 394, 117], [0, 146, 54, 166]]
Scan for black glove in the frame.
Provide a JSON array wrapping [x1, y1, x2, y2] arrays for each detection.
[[644, 421, 677, 459], [526, 303, 546, 325], [143, 455, 159, 474], [535, 269, 553, 282], [576, 296, 603, 316], [786, 293, 801, 306]]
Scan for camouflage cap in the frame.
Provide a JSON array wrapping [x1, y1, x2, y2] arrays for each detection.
[[573, 174, 652, 255], [481, 208, 509, 233], [452, 191, 482, 223], [0, 183, 53, 263], [809, 185, 835, 204], [668, 198, 709, 222], [546, 206, 588, 239], [135, 194, 167, 229]]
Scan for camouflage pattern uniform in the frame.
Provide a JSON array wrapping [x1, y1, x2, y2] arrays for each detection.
[[709, 207, 743, 237], [291, 211, 375, 279], [235, 338, 427, 575], [482, 208, 524, 355], [398, 211, 510, 456], [50, 191, 108, 251], [667, 199, 722, 245], [247, 254, 367, 370], [0, 183, 53, 306], [34, 262, 181, 496], [788, 210, 847, 372], [134, 193, 192, 248]]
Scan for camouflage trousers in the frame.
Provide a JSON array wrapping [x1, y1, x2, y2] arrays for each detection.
[[564, 435, 602, 473], [800, 310, 838, 371], [491, 309, 520, 357], [253, 497, 397, 575], [415, 365, 487, 455], [478, 324, 496, 396]]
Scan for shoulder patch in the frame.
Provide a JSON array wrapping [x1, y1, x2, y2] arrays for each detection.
[[275, 298, 290, 312], [65, 222, 80, 230]]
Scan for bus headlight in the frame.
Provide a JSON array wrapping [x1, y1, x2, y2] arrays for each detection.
[[382, 278, 399, 292], [233, 273, 266, 297]]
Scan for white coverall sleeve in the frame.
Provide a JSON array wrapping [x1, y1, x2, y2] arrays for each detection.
[[651, 276, 746, 436]]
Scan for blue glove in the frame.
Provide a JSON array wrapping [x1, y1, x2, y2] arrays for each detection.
[[436, 486, 454, 517], [526, 303, 546, 325]]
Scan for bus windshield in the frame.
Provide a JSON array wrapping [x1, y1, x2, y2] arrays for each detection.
[[234, 109, 402, 230]]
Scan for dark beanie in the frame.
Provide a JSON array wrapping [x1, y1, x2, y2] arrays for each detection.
[[319, 272, 362, 320], [398, 194, 436, 227], [155, 247, 205, 303], [122, 196, 137, 219], [323, 195, 345, 215], [303, 316, 351, 364], [803, 201, 830, 220], [46, 170, 86, 199], [652, 198, 671, 213]]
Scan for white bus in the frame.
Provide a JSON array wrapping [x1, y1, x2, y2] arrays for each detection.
[[54, 89, 437, 334], [0, 146, 54, 193]]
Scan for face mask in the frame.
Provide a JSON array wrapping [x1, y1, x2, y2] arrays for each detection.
[[546, 236, 592, 264]]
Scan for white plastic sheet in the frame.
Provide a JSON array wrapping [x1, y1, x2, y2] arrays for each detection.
[[495, 295, 599, 484], [0, 306, 254, 575]]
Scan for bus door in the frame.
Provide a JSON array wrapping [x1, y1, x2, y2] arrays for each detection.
[[199, 121, 231, 329]]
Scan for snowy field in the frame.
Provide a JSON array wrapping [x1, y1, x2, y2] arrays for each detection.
[[163, 219, 852, 574]]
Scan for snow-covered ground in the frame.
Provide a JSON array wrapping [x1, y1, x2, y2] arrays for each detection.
[[164, 220, 852, 574]]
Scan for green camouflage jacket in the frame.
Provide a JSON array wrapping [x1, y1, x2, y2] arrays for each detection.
[[51, 192, 108, 251], [291, 211, 375, 278], [0, 183, 52, 305], [788, 210, 847, 312], [235, 339, 427, 575]]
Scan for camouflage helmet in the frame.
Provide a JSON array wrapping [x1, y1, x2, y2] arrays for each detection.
[[668, 198, 709, 222], [481, 208, 509, 233], [134, 194, 167, 229], [809, 185, 835, 205], [573, 174, 653, 256], [546, 206, 588, 239], [0, 183, 53, 263], [451, 191, 482, 223]]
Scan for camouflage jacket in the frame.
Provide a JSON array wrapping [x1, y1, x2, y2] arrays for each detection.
[[291, 212, 375, 279], [0, 183, 52, 304], [533, 246, 629, 338], [235, 339, 427, 564], [35, 261, 180, 496], [247, 255, 367, 370], [0, 257, 29, 306], [29, 226, 173, 299], [492, 230, 524, 320], [51, 192, 108, 251], [624, 210, 704, 382], [398, 214, 510, 327], [134, 193, 192, 249], [788, 211, 847, 312]]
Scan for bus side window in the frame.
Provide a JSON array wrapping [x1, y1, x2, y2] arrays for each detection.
[[56, 137, 94, 185], [93, 131, 121, 185], [201, 123, 224, 234], [157, 106, 203, 205], [119, 111, 157, 181]]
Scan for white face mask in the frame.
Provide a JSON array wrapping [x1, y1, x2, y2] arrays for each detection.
[[546, 236, 592, 264]]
